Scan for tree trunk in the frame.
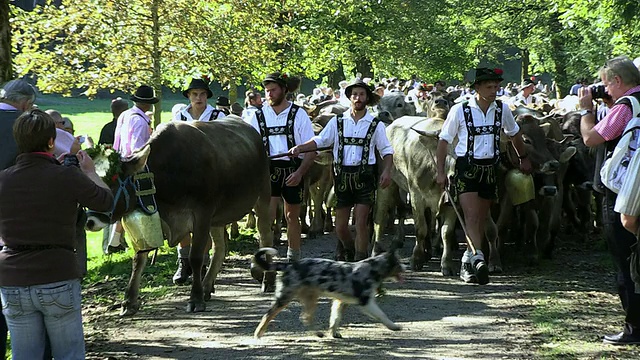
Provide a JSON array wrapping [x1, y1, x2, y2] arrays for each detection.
[[228, 81, 237, 105], [326, 62, 345, 89], [354, 56, 373, 80], [151, 0, 162, 127], [521, 48, 530, 82], [0, 0, 12, 83], [548, 13, 568, 98]]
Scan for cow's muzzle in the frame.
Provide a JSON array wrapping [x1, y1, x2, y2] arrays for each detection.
[[86, 211, 111, 231]]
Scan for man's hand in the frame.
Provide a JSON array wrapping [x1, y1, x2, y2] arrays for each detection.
[[77, 150, 96, 174], [285, 170, 303, 187], [577, 87, 594, 110], [289, 146, 302, 157], [436, 172, 448, 191], [379, 169, 392, 189], [519, 157, 532, 174]]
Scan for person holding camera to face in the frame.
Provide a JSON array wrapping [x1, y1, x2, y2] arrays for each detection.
[[578, 55, 640, 345], [0, 110, 113, 359]]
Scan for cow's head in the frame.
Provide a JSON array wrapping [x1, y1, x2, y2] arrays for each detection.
[[85, 145, 151, 231], [378, 92, 416, 120], [505, 114, 560, 175]]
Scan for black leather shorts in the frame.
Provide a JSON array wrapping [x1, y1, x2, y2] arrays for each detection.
[[453, 157, 498, 200], [270, 160, 303, 205], [334, 165, 377, 208]]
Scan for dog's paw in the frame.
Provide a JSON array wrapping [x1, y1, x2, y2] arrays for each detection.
[[388, 323, 402, 331]]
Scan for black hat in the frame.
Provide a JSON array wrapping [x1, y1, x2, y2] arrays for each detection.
[[344, 79, 380, 106], [130, 85, 159, 104], [182, 78, 213, 98], [262, 72, 288, 88], [216, 96, 230, 107], [472, 68, 504, 85], [520, 78, 535, 90]]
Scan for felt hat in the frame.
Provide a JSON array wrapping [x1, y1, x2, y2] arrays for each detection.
[[472, 68, 504, 85], [182, 78, 213, 98], [130, 85, 159, 104]]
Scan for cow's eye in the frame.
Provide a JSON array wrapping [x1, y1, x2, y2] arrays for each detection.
[[397, 103, 403, 107], [523, 137, 532, 144]]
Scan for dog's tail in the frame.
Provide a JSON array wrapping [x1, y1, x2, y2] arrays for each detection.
[[253, 247, 281, 271]]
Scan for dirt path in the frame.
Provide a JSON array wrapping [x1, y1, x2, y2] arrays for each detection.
[[82, 229, 640, 360]]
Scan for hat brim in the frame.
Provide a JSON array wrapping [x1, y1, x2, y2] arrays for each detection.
[[130, 96, 159, 104], [473, 75, 503, 85], [182, 88, 213, 99], [345, 84, 380, 106]]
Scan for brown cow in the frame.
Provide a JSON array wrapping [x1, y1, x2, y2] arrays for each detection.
[[86, 119, 273, 315]]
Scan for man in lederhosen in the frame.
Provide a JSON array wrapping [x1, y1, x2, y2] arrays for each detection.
[[173, 78, 226, 122], [245, 72, 316, 261], [290, 79, 394, 261], [170, 78, 226, 284], [436, 68, 531, 285]]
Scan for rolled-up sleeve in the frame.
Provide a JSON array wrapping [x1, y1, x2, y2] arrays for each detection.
[[311, 117, 337, 148], [374, 122, 393, 157], [501, 103, 520, 137], [129, 118, 150, 152], [439, 105, 461, 144]]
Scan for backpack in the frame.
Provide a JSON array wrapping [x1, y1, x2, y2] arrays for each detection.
[[600, 95, 640, 193]]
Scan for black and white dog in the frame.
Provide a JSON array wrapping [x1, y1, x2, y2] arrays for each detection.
[[253, 247, 405, 339]]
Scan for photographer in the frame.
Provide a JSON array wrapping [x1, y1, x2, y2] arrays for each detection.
[[578, 55, 640, 345], [0, 110, 113, 359]]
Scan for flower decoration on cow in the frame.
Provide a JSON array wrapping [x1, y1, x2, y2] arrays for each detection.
[[85, 144, 123, 187]]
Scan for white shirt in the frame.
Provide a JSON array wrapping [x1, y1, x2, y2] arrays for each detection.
[[312, 109, 394, 166], [440, 96, 519, 159], [53, 128, 75, 157], [241, 105, 259, 122], [172, 104, 225, 121], [245, 102, 315, 161], [514, 91, 534, 106]]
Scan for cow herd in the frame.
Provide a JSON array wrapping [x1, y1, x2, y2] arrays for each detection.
[[86, 89, 598, 316]]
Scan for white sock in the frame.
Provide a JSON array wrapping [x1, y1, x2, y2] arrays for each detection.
[[461, 249, 473, 263], [287, 247, 301, 262], [108, 229, 122, 247], [470, 249, 485, 264]]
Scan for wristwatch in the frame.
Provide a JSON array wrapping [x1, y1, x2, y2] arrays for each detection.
[[580, 109, 594, 116]]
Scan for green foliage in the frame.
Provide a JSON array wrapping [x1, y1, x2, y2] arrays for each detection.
[[8, 0, 640, 96]]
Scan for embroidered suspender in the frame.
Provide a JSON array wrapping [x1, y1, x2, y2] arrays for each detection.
[[180, 109, 221, 121], [256, 104, 299, 157], [462, 100, 502, 161], [335, 114, 379, 176]]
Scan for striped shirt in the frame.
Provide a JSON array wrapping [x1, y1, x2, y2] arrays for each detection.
[[593, 85, 640, 141]]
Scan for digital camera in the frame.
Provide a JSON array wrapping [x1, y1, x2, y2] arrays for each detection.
[[62, 154, 80, 167], [589, 84, 610, 99]]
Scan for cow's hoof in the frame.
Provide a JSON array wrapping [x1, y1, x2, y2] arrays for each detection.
[[489, 264, 503, 274], [411, 247, 426, 271], [204, 287, 215, 301], [120, 303, 139, 317], [441, 265, 456, 276], [301, 223, 310, 234], [186, 301, 206, 313], [331, 332, 342, 339]]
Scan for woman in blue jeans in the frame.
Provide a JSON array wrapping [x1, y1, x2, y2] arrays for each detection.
[[0, 109, 113, 359]]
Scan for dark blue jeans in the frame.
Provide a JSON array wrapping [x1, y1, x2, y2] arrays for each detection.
[[603, 189, 640, 334]]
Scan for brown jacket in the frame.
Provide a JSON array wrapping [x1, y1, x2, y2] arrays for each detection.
[[0, 153, 113, 286]]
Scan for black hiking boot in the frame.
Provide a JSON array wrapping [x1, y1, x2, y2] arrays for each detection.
[[473, 258, 490, 285], [172, 258, 192, 285], [460, 262, 478, 284]]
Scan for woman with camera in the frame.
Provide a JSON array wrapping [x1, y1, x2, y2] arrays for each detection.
[[0, 109, 113, 359]]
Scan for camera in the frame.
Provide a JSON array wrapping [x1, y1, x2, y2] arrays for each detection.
[[589, 84, 610, 100], [62, 154, 80, 167]]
